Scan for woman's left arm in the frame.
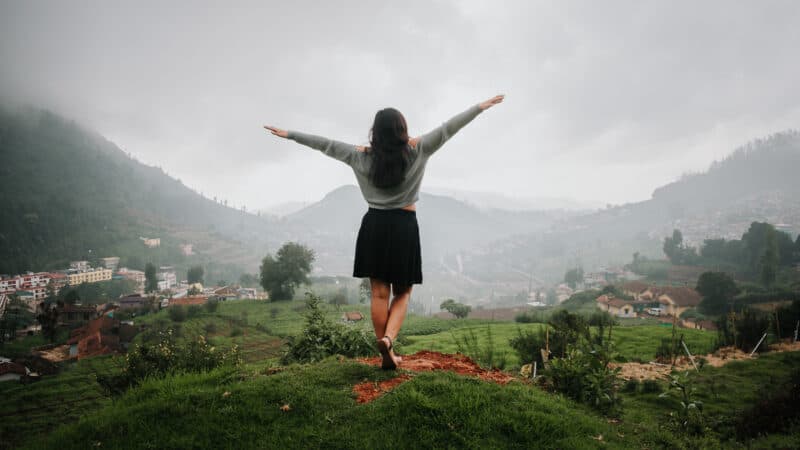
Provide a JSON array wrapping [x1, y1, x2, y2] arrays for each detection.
[[264, 125, 365, 165]]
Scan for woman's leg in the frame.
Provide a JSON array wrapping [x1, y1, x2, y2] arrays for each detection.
[[370, 278, 391, 339], [384, 284, 412, 341]]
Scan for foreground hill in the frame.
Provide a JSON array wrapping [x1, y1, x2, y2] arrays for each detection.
[[0, 105, 288, 275]]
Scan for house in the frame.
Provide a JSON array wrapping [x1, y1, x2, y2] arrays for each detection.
[[213, 286, 239, 300], [157, 266, 177, 291], [596, 295, 637, 318], [118, 294, 151, 311], [67, 316, 139, 359], [58, 304, 98, 326], [342, 311, 364, 323], [169, 296, 208, 307], [0, 359, 29, 382], [99, 257, 120, 271], [117, 268, 145, 293], [620, 280, 650, 297], [237, 287, 257, 299], [657, 287, 702, 317]]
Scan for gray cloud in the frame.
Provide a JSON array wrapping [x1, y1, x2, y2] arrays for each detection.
[[1, 0, 798, 208]]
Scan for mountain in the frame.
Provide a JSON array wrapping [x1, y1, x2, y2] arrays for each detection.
[[0, 105, 287, 277], [425, 187, 604, 211], [461, 130, 800, 287]]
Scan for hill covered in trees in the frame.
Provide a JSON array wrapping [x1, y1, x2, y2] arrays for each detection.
[[0, 105, 287, 275]]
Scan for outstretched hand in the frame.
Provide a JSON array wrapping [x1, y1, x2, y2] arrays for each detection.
[[263, 125, 288, 138], [479, 94, 505, 111]]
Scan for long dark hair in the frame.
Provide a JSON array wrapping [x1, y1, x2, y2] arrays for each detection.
[[368, 108, 410, 188]]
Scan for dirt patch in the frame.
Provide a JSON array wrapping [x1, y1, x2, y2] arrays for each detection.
[[34, 344, 71, 362], [353, 374, 412, 403], [613, 341, 800, 381], [354, 350, 516, 403]]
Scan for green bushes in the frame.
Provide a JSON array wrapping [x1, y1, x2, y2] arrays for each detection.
[[204, 298, 219, 313], [545, 343, 622, 415], [168, 305, 187, 322], [453, 325, 507, 370], [282, 293, 374, 364], [716, 308, 771, 353], [97, 329, 240, 394]]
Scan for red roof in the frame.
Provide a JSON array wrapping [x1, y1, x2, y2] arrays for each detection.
[[170, 296, 208, 306], [59, 304, 97, 313]]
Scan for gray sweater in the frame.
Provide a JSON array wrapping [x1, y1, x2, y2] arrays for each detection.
[[287, 104, 483, 209]]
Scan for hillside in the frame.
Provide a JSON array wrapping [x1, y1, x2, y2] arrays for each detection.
[[0, 105, 288, 276], [460, 130, 800, 284]]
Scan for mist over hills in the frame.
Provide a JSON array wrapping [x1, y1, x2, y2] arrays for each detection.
[[2, 105, 798, 308]]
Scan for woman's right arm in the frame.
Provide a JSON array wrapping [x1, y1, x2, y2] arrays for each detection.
[[416, 94, 505, 156], [263, 125, 363, 166]]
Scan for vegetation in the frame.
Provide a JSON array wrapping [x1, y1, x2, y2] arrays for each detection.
[[439, 298, 471, 319], [281, 293, 374, 364], [563, 266, 584, 289], [145, 263, 158, 293], [696, 271, 739, 315], [259, 242, 315, 300], [187, 265, 204, 284]]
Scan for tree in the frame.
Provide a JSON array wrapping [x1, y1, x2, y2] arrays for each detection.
[[239, 273, 259, 288], [187, 265, 204, 284], [63, 289, 81, 305], [696, 271, 739, 315], [564, 267, 584, 289], [759, 227, 778, 286], [440, 299, 471, 319], [329, 287, 348, 311], [36, 302, 59, 342], [0, 295, 35, 342], [259, 242, 315, 301], [145, 263, 158, 293]]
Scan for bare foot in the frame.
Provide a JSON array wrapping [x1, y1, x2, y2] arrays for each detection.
[[377, 337, 397, 370]]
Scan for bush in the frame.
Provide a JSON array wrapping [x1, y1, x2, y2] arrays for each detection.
[[642, 379, 663, 394], [509, 326, 547, 366], [440, 299, 471, 319], [97, 329, 240, 394], [203, 322, 217, 334], [547, 310, 590, 358], [187, 305, 202, 318], [168, 305, 187, 322], [270, 307, 280, 319], [453, 325, 507, 370], [230, 327, 243, 337], [545, 342, 622, 415], [622, 379, 640, 393], [716, 308, 771, 353], [282, 292, 374, 364], [205, 298, 219, 313], [659, 371, 705, 435]]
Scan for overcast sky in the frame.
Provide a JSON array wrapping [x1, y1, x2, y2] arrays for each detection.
[[2, 1, 799, 210]]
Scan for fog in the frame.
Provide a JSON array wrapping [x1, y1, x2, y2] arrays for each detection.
[[1, 0, 799, 210]]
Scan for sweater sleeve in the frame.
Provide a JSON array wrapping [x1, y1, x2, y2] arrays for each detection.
[[286, 131, 361, 166], [417, 104, 483, 156]]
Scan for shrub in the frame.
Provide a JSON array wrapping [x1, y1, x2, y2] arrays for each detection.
[[282, 292, 374, 364], [622, 379, 640, 393], [659, 371, 705, 435], [547, 310, 590, 358], [187, 305, 202, 318], [168, 305, 187, 322], [716, 308, 771, 353], [230, 327, 243, 337], [203, 322, 217, 334], [440, 299, 471, 319], [205, 298, 219, 313], [453, 325, 507, 370], [642, 379, 663, 394], [545, 341, 622, 415], [270, 307, 280, 319], [509, 326, 547, 366], [97, 329, 240, 394]]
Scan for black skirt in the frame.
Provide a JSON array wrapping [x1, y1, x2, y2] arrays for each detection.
[[353, 208, 422, 286]]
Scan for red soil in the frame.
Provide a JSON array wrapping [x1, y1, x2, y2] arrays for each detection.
[[353, 350, 515, 403]]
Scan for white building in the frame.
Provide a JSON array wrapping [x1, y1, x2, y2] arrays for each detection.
[[157, 266, 177, 291]]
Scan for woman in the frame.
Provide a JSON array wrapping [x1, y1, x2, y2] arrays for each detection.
[[264, 94, 504, 369]]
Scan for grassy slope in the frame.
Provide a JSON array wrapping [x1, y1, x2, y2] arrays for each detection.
[[29, 359, 624, 450], [403, 323, 718, 366]]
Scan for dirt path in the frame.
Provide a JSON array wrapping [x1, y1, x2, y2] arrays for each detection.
[[613, 340, 800, 381], [354, 350, 515, 403]]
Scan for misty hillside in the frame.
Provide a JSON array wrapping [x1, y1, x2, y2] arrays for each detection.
[[278, 185, 569, 276], [0, 106, 287, 274], [464, 130, 800, 285]]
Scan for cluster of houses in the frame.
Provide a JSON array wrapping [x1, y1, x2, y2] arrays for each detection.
[[595, 281, 716, 330]]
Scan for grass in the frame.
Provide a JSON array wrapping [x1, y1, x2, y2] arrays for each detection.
[[402, 323, 718, 367], [27, 358, 624, 450], [0, 355, 121, 450]]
